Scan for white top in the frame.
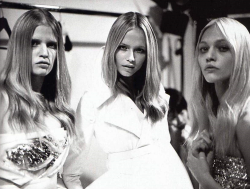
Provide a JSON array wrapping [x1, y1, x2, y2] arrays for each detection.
[[67, 76, 193, 189]]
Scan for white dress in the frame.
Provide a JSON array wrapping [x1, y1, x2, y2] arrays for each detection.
[[0, 115, 69, 189], [75, 76, 193, 189]]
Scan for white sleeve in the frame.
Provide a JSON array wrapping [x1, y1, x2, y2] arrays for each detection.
[[62, 92, 96, 189]]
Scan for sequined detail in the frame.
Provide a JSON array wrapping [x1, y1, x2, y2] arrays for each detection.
[[6, 135, 67, 171], [213, 155, 250, 189]]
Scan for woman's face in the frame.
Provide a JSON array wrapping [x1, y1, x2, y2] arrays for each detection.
[[31, 25, 57, 78], [198, 25, 234, 84], [115, 27, 146, 78]]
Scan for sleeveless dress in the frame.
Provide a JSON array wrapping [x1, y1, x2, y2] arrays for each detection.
[[211, 97, 250, 189], [0, 116, 69, 189], [213, 155, 250, 189]]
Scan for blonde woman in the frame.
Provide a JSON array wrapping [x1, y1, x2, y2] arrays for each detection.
[[187, 18, 250, 188], [0, 8, 78, 189], [75, 12, 193, 189]]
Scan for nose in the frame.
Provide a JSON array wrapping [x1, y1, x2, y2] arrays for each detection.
[[206, 47, 216, 62], [39, 44, 49, 58], [127, 50, 135, 63]]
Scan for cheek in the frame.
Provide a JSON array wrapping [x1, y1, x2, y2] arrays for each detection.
[[197, 56, 203, 66], [198, 58, 206, 73], [222, 57, 233, 74], [115, 52, 123, 65], [136, 55, 146, 67], [50, 50, 57, 63], [32, 49, 37, 61]]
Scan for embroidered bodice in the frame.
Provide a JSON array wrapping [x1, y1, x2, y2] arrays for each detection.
[[0, 127, 69, 187], [6, 134, 68, 171], [213, 155, 250, 189]]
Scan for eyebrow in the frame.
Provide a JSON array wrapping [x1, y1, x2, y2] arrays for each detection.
[[119, 43, 146, 49], [31, 38, 57, 43], [199, 39, 228, 44]]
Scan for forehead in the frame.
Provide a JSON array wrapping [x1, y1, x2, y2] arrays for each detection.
[[121, 27, 146, 46], [200, 25, 227, 43], [32, 25, 56, 41]]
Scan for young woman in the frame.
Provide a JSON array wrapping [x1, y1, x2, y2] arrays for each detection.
[[187, 17, 250, 189], [75, 12, 193, 189], [0, 8, 78, 189]]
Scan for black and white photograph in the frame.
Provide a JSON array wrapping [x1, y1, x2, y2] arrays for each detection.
[[1, 0, 250, 188]]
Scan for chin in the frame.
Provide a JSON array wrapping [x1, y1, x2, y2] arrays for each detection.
[[122, 74, 133, 77], [119, 72, 134, 78], [32, 72, 49, 77], [204, 79, 215, 84], [203, 76, 218, 83]]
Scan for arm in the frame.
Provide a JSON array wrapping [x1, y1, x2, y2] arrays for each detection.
[[62, 92, 96, 189], [187, 151, 222, 189], [187, 130, 222, 189]]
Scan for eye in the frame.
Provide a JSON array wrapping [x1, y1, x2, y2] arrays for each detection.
[[47, 42, 57, 49], [218, 46, 230, 52], [199, 46, 208, 53], [135, 48, 146, 54], [118, 45, 128, 51], [31, 40, 40, 47]]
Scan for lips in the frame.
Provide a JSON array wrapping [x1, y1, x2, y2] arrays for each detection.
[[36, 61, 50, 69], [36, 61, 50, 65], [204, 65, 218, 71], [123, 64, 135, 69]]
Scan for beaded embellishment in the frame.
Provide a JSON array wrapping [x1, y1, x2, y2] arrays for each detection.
[[6, 135, 67, 171], [213, 155, 250, 189]]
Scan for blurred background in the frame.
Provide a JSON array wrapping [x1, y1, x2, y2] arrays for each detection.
[[1, 0, 250, 187]]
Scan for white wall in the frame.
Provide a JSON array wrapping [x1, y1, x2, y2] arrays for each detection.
[[0, 0, 195, 187]]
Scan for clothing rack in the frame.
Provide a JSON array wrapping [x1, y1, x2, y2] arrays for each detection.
[[0, 1, 124, 50], [0, 1, 122, 17]]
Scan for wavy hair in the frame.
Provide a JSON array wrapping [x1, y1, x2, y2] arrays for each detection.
[[102, 12, 167, 123], [189, 17, 250, 156], [0, 8, 76, 137]]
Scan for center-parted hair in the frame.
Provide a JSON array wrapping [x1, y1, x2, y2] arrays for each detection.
[[189, 17, 250, 156], [102, 12, 167, 123], [0, 8, 76, 137]]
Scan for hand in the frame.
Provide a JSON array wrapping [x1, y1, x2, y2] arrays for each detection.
[[187, 150, 214, 185], [191, 130, 213, 158], [187, 130, 214, 186]]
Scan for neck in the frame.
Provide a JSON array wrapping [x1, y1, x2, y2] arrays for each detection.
[[214, 79, 229, 102], [31, 75, 44, 92], [117, 75, 136, 100], [123, 75, 134, 87]]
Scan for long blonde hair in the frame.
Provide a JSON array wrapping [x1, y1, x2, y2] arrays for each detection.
[[189, 17, 250, 156], [0, 8, 76, 137], [102, 12, 167, 123]]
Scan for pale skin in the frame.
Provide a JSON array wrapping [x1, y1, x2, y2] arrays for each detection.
[[187, 25, 250, 189], [0, 24, 58, 186], [115, 27, 146, 87], [0, 25, 57, 134], [31, 25, 57, 92]]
